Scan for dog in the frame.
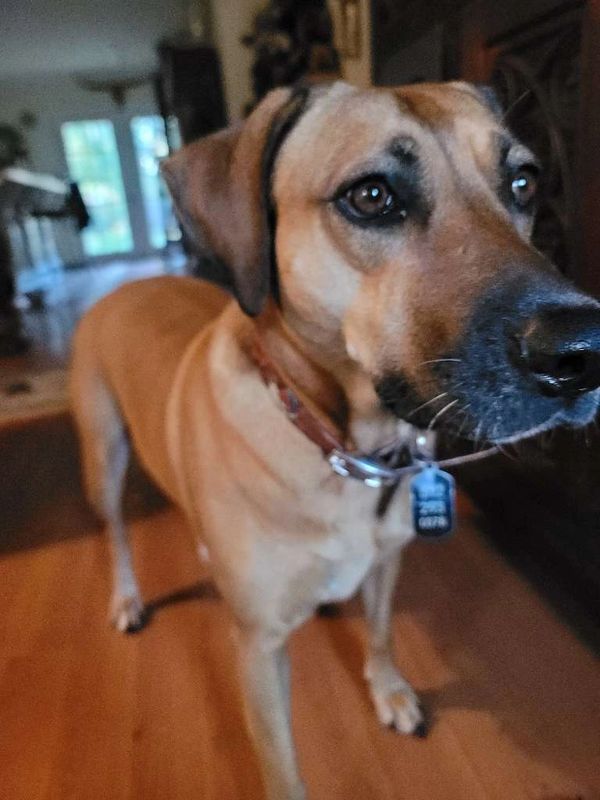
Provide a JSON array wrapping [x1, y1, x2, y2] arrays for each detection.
[[70, 81, 600, 800]]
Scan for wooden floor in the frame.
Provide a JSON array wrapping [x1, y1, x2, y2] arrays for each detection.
[[1, 261, 599, 800], [4, 254, 183, 380], [1, 415, 599, 800]]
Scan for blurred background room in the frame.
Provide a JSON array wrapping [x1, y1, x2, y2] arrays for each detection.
[[1, 2, 599, 799]]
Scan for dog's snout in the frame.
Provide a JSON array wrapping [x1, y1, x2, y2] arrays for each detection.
[[515, 306, 600, 398]]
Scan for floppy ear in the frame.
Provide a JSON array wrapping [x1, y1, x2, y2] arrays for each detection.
[[162, 87, 309, 316]]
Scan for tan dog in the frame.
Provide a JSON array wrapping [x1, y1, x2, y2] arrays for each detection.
[[70, 81, 600, 800]]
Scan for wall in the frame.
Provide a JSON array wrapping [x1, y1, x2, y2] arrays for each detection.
[[0, 0, 190, 80], [1, 78, 156, 174]]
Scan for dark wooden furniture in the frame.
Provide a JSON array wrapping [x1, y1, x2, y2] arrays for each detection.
[[158, 38, 227, 145], [371, 0, 600, 647]]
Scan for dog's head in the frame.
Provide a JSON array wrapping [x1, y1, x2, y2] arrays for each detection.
[[163, 81, 600, 443]]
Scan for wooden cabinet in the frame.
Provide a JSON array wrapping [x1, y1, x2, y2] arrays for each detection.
[[158, 40, 227, 144], [372, 0, 600, 646], [372, 0, 596, 288]]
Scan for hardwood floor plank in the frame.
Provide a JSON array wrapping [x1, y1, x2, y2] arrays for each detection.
[[1, 504, 599, 800]]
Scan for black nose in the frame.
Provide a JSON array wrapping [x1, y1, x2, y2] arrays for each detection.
[[516, 305, 600, 398]]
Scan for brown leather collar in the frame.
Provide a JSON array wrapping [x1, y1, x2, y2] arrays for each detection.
[[249, 333, 349, 458], [248, 332, 418, 488], [248, 333, 500, 488]]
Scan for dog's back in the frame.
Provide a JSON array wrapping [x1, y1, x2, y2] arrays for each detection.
[[70, 275, 229, 505]]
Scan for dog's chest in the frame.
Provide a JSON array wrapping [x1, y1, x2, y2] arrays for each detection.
[[305, 477, 415, 604]]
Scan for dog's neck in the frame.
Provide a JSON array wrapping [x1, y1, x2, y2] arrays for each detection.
[[253, 303, 351, 438], [250, 302, 400, 456]]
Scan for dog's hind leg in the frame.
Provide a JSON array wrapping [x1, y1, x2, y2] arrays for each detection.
[[362, 553, 427, 736], [71, 366, 145, 633]]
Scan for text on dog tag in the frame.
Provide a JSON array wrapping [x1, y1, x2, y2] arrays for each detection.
[[410, 465, 455, 538]]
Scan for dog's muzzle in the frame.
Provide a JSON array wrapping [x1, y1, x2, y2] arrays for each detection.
[[377, 272, 600, 442]]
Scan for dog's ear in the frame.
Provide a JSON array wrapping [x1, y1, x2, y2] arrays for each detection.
[[162, 87, 308, 316]]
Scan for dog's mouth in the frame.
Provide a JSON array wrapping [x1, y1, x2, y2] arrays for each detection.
[[375, 370, 600, 444]]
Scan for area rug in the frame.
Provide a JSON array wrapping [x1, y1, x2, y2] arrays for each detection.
[[0, 367, 69, 427]]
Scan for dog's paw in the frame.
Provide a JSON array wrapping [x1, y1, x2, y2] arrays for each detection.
[[110, 594, 147, 634], [366, 661, 427, 736], [371, 685, 427, 736]]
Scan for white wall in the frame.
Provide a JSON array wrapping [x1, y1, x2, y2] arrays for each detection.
[[0, 0, 189, 80], [0, 78, 157, 174]]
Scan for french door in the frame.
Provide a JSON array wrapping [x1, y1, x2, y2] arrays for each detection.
[[61, 115, 175, 258]]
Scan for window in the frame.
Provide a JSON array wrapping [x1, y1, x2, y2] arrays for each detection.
[[131, 115, 178, 249], [61, 120, 133, 257]]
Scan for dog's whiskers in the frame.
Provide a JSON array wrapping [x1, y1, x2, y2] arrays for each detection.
[[494, 441, 519, 463], [427, 399, 459, 431], [473, 419, 484, 449], [451, 403, 472, 442], [417, 358, 462, 368], [502, 89, 532, 121], [406, 391, 448, 419]]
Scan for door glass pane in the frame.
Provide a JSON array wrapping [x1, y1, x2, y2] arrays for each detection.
[[61, 120, 133, 257], [131, 115, 177, 249]]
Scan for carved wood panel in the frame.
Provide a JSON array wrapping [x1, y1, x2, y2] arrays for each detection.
[[486, 2, 585, 275], [369, 5, 600, 625]]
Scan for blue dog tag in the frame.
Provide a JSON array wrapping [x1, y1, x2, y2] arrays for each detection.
[[410, 464, 455, 538]]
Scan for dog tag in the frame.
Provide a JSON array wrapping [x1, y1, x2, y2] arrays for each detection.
[[410, 464, 455, 538]]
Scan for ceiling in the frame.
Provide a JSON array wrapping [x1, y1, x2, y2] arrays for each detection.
[[0, 0, 199, 82]]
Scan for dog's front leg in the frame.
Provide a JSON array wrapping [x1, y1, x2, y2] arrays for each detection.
[[362, 553, 427, 736], [238, 626, 305, 800]]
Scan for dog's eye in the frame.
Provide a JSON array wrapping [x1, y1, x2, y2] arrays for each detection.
[[510, 167, 538, 209], [337, 178, 407, 222], [348, 180, 395, 216]]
